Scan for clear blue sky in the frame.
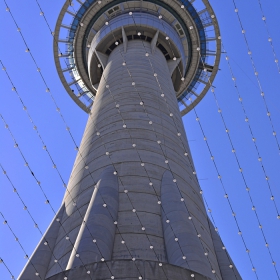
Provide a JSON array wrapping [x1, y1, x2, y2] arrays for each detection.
[[1, 0, 280, 279]]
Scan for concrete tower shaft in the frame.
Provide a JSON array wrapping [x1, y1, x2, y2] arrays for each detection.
[[62, 40, 214, 273], [18, 0, 242, 279]]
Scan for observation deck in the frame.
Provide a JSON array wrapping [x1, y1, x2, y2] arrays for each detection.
[[54, 0, 221, 115]]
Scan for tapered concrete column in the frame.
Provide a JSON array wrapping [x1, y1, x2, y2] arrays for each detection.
[[19, 32, 240, 280], [66, 166, 119, 269], [161, 170, 215, 278], [18, 0, 240, 279], [18, 204, 65, 280], [208, 219, 242, 279]]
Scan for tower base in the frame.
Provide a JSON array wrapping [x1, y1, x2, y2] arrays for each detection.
[[46, 260, 211, 280]]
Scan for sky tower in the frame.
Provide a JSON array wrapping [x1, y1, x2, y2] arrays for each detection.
[[19, 0, 242, 279]]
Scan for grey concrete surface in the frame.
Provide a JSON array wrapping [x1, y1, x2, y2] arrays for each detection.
[[208, 219, 242, 280], [19, 38, 241, 280], [46, 260, 213, 280], [18, 204, 65, 280], [66, 165, 119, 270], [161, 170, 219, 279]]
